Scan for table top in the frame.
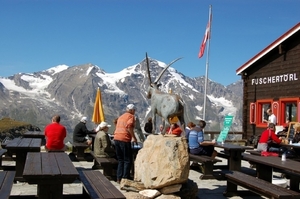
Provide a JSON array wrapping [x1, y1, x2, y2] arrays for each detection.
[[23, 131, 45, 138], [283, 143, 300, 149], [5, 138, 42, 150], [242, 153, 300, 174], [215, 143, 253, 151], [23, 152, 79, 183]]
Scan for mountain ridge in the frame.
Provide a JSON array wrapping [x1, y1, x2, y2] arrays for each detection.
[[0, 58, 243, 142]]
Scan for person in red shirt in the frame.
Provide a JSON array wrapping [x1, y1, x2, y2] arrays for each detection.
[[257, 123, 283, 152], [44, 115, 68, 151]]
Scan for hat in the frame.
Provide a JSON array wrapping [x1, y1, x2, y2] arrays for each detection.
[[169, 116, 179, 124], [99, 122, 111, 128], [80, 117, 88, 123], [126, 104, 135, 110]]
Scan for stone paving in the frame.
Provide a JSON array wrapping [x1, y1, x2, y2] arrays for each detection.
[[3, 150, 288, 199]]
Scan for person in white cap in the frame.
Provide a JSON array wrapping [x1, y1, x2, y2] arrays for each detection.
[[73, 116, 95, 146], [94, 121, 116, 158], [114, 103, 137, 183]]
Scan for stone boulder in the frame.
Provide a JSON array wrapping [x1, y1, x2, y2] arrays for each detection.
[[134, 134, 189, 189]]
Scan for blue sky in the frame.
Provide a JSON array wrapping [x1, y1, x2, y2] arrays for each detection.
[[0, 0, 299, 86]]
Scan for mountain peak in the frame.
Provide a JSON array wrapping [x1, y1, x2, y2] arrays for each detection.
[[0, 58, 242, 141]]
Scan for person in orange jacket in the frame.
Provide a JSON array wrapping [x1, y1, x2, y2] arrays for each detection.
[[167, 123, 183, 136]]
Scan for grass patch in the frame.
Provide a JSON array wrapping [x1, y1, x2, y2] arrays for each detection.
[[0, 117, 30, 132]]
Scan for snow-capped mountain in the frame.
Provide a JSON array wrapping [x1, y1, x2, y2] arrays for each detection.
[[0, 58, 243, 139]]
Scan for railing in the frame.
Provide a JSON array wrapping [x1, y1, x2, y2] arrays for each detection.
[[204, 131, 247, 146]]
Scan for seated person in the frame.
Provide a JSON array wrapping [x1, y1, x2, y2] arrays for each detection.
[[188, 120, 217, 159], [257, 123, 283, 152], [44, 115, 68, 151], [276, 120, 290, 138], [292, 122, 300, 143], [158, 124, 164, 134], [291, 122, 300, 156], [73, 116, 95, 146], [144, 117, 153, 137], [167, 123, 183, 136], [185, 121, 196, 140], [94, 121, 116, 158]]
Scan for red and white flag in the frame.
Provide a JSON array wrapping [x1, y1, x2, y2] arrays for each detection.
[[198, 10, 212, 58]]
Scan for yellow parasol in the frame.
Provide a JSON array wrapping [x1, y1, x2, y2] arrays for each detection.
[[92, 88, 105, 124]]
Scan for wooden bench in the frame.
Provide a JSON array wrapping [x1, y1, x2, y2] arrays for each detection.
[[1, 143, 15, 161], [224, 171, 300, 199], [78, 169, 126, 199], [217, 150, 229, 158], [72, 142, 89, 161], [0, 171, 16, 199], [189, 153, 222, 179], [0, 149, 7, 168], [90, 151, 118, 180]]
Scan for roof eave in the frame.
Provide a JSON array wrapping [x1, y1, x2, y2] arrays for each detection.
[[236, 22, 300, 76]]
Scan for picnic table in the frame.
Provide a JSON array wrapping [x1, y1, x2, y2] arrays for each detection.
[[23, 131, 45, 139], [4, 137, 41, 181], [215, 142, 252, 171], [23, 152, 79, 199], [23, 131, 46, 145], [243, 153, 300, 192]]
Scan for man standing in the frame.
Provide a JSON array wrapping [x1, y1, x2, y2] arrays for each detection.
[[114, 104, 137, 183], [44, 115, 68, 151], [73, 116, 94, 146], [264, 109, 277, 125]]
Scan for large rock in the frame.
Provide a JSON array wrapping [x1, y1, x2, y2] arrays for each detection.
[[134, 134, 189, 189]]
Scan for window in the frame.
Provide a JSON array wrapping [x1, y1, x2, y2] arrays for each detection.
[[280, 98, 298, 124], [256, 99, 272, 127], [251, 98, 300, 127]]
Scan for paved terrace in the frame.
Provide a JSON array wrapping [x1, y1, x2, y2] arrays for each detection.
[[3, 148, 282, 199]]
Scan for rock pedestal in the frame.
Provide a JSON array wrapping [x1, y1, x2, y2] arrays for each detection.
[[134, 134, 189, 189]]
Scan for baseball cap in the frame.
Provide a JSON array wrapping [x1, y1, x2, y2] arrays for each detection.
[[126, 104, 135, 110], [99, 122, 111, 128], [80, 117, 88, 122]]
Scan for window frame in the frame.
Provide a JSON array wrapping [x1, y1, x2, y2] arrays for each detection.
[[279, 97, 299, 124], [256, 99, 273, 128]]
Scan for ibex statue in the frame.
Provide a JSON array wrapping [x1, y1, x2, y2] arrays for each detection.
[[145, 53, 185, 135]]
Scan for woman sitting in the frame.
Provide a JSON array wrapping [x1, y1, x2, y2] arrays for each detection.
[[257, 123, 283, 152]]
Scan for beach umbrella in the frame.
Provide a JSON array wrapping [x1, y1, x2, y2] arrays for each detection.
[[92, 88, 105, 124]]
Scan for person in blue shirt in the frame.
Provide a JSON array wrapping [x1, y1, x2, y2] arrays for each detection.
[[188, 120, 217, 158]]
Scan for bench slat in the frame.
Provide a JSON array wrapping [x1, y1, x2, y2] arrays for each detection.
[[189, 154, 222, 163], [189, 154, 222, 180], [79, 170, 125, 199], [225, 171, 300, 199], [0, 149, 7, 167], [90, 151, 118, 179], [0, 171, 16, 199], [72, 143, 89, 161]]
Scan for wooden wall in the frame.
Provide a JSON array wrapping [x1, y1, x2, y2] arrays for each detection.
[[241, 31, 300, 140]]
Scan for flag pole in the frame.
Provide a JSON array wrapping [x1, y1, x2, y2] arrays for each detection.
[[203, 5, 212, 121]]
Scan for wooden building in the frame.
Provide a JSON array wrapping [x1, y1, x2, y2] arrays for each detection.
[[236, 22, 300, 139]]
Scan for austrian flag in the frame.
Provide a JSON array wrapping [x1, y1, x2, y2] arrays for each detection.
[[198, 12, 212, 58]]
